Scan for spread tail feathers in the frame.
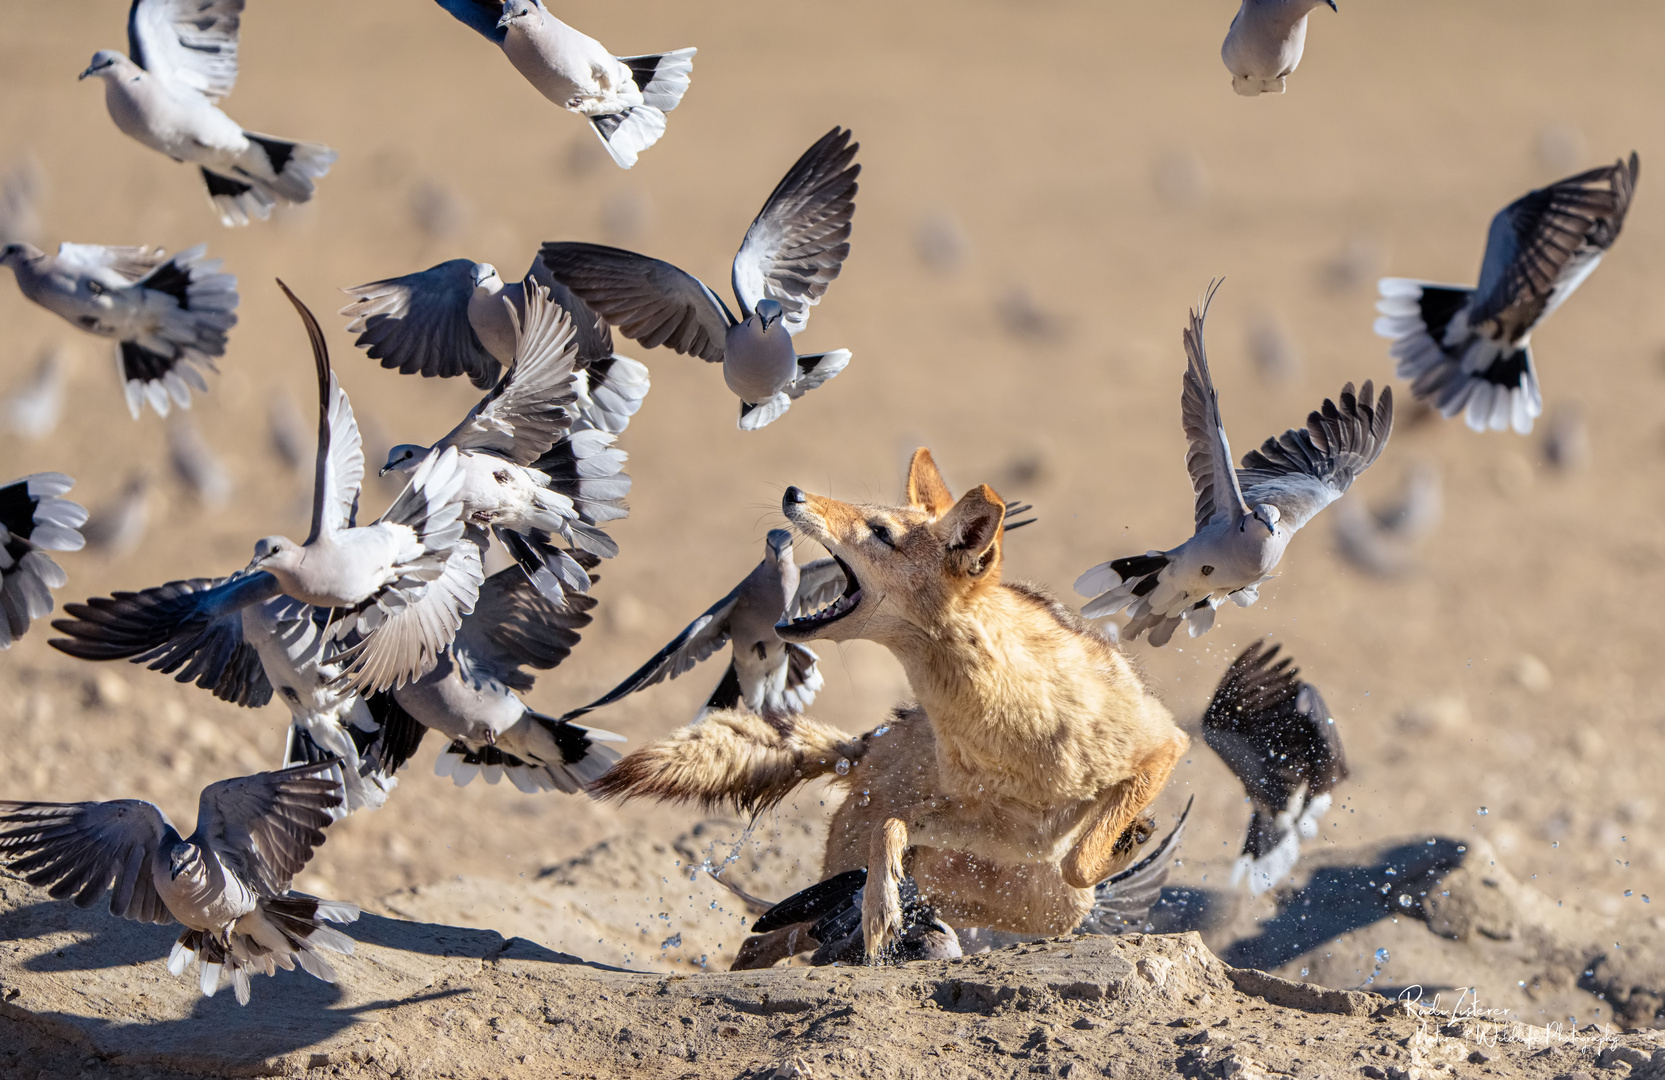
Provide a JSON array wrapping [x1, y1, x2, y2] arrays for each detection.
[[204, 134, 337, 226], [1374, 278, 1540, 434], [1076, 553, 1169, 619], [121, 245, 238, 417], [574, 354, 650, 435], [619, 49, 696, 113], [434, 713, 625, 795], [589, 108, 667, 170], [590, 708, 867, 815]]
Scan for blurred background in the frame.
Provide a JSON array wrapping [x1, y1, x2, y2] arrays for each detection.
[[1, 0, 1660, 1017]]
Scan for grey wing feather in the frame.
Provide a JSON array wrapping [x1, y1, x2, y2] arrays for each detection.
[[54, 243, 167, 283], [1179, 281, 1247, 529], [452, 565, 595, 691], [560, 589, 742, 720], [336, 532, 483, 694], [49, 573, 279, 707], [539, 242, 735, 363], [791, 558, 847, 617], [0, 798, 173, 922], [1470, 153, 1639, 342], [526, 259, 620, 368], [1237, 380, 1393, 532], [193, 760, 343, 897], [438, 281, 578, 464], [339, 260, 501, 390], [730, 127, 860, 330], [1084, 796, 1191, 931], [128, 0, 243, 101]]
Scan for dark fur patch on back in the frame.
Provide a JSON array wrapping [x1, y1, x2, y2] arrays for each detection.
[[1003, 579, 1107, 641]]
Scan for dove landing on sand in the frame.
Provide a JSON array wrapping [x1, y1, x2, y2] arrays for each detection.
[[1076, 284, 1392, 646], [1221, 0, 1336, 97], [562, 530, 842, 726], [1, 474, 87, 649], [0, 761, 358, 1005], [0, 242, 236, 418], [1375, 154, 1638, 434], [541, 127, 860, 430], [79, 0, 336, 225], [1202, 641, 1347, 895], [341, 259, 650, 434], [436, 0, 693, 169]]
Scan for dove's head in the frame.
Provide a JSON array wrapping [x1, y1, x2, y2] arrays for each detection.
[[251, 535, 304, 574], [755, 298, 786, 334], [380, 444, 426, 477], [166, 841, 203, 881], [497, 0, 540, 29], [765, 528, 794, 563], [1247, 503, 1281, 535], [470, 262, 502, 293], [79, 50, 125, 81]]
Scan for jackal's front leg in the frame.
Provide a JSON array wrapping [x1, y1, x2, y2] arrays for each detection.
[[861, 818, 908, 964], [1060, 734, 1187, 889]]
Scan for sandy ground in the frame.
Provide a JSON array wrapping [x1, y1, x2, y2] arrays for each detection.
[[1, 0, 1663, 1046]]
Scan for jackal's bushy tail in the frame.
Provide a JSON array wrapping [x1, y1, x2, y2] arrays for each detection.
[[590, 708, 866, 815]]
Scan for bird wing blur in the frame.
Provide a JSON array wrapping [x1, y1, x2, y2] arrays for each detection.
[[127, 0, 244, 102], [538, 241, 736, 363], [340, 259, 503, 389], [1235, 379, 1393, 532], [1179, 281, 1248, 529], [1, 473, 87, 649]]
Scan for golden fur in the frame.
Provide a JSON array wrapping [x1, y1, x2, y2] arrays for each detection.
[[594, 448, 1189, 964]]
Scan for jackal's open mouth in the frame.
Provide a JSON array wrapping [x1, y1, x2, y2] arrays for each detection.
[[779, 554, 862, 637]]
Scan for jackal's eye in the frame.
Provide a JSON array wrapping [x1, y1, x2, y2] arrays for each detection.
[[868, 522, 895, 548]]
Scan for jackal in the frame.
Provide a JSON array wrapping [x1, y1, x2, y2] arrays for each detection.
[[595, 449, 1189, 963]]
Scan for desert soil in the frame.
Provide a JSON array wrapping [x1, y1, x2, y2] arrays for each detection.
[[1, 0, 1663, 1074]]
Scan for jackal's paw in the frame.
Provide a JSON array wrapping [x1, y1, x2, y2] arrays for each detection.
[[861, 884, 905, 965]]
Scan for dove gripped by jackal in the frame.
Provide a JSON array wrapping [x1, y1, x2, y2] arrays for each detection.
[[0, 760, 358, 1005], [561, 529, 843, 728], [540, 127, 859, 429], [435, 0, 694, 169], [1076, 283, 1393, 646], [0, 241, 237, 418], [79, 0, 336, 225], [1374, 153, 1638, 434]]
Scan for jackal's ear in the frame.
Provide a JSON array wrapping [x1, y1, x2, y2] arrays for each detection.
[[940, 484, 1005, 578], [906, 448, 955, 517]]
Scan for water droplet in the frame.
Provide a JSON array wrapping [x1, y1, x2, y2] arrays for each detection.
[[1624, 890, 1633, 898], [1552, 841, 1559, 848], [1374, 948, 1390, 965], [1476, 807, 1488, 816], [660, 933, 682, 949], [835, 757, 851, 776], [1398, 894, 1412, 908], [1299, 967, 1308, 977], [872, 725, 891, 737]]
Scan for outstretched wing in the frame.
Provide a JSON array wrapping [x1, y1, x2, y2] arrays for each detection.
[[128, 0, 243, 101], [432, 0, 508, 44], [730, 127, 860, 331], [1470, 153, 1640, 343], [1179, 281, 1247, 529], [1236, 381, 1394, 533], [50, 573, 279, 706], [438, 281, 579, 465], [452, 565, 595, 692], [193, 760, 344, 897], [1201, 640, 1348, 814], [280, 281, 363, 542], [339, 259, 502, 390], [539, 242, 736, 363], [559, 587, 743, 721], [0, 797, 173, 923]]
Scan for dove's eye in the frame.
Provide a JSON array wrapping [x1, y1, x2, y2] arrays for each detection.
[[868, 522, 895, 548]]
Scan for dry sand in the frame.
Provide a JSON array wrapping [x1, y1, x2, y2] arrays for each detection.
[[1, 0, 1663, 1072]]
